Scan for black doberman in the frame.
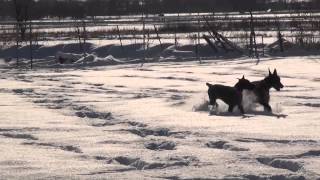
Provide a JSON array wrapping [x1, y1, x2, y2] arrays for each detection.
[[251, 69, 284, 112], [206, 76, 255, 114]]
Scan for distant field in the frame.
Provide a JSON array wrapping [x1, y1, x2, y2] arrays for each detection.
[[1, 11, 320, 48]]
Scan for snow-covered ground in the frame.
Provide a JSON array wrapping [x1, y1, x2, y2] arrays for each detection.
[[0, 55, 319, 179]]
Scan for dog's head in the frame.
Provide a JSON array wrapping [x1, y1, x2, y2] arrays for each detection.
[[234, 75, 255, 91], [267, 69, 284, 91], [206, 83, 215, 105]]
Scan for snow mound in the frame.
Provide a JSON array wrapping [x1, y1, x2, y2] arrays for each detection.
[[268, 39, 297, 53], [191, 93, 211, 112], [192, 99, 210, 112], [56, 51, 83, 64], [162, 45, 196, 58], [55, 51, 125, 67], [75, 54, 124, 66]]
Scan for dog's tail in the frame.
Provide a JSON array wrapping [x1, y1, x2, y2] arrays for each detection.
[[206, 83, 212, 87]]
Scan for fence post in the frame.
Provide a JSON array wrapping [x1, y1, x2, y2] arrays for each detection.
[[249, 11, 258, 60], [117, 25, 124, 51], [15, 22, 19, 68], [82, 19, 87, 55], [154, 25, 163, 49], [197, 12, 201, 63], [29, 21, 33, 69], [261, 35, 264, 57]]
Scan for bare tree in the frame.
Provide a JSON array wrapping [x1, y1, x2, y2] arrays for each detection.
[[74, 19, 87, 56], [12, 0, 33, 41], [276, 20, 284, 53], [12, 0, 35, 69], [249, 11, 258, 60], [29, 20, 33, 69], [0, 0, 318, 19]]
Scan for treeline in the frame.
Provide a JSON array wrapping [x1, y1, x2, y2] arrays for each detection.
[[1, 0, 320, 19]]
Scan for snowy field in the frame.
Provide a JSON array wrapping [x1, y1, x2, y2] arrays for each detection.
[[0, 56, 319, 179]]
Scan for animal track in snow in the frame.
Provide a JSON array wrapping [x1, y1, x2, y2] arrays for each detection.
[[235, 138, 317, 145], [242, 174, 306, 180], [296, 150, 320, 158], [23, 142, 83, 153], [298, 103, 320, 108], [206, 140, 249, 151], [75, 110, 112, 120], [144, 141, 176, 151], [127, 127, 190, 139], [12, 88, 34, 94], [257, 157, 303, 172], [110, 155, 198, 170], [1, 133, 38, 141]]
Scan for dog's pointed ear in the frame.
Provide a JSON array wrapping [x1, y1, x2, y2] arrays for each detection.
[[242, 75, 245, 79], [206, 83, 211, 87], [273, 69, 278, 75], [269, 68, 272, 76]]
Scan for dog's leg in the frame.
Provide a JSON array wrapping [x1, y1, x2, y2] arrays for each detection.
[[208, 99, 217, 113], [260, 102, 272, 112], [214, 102, 219, 109], [259, 92, 272, 112], [228, 105, 234, 113], [238, 104, 245, 114], [214, 102, 220, 114]]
